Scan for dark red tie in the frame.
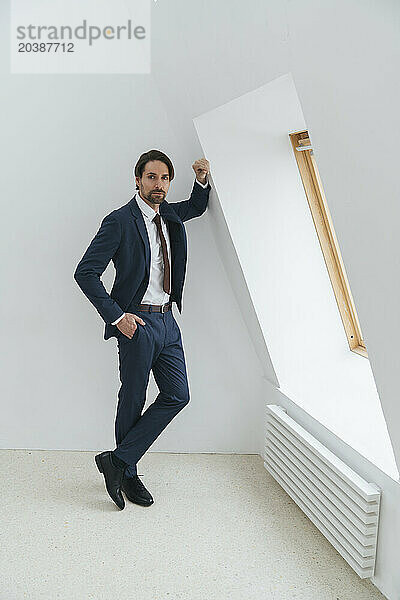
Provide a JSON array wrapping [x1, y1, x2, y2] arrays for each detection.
[[153, 213, 170, 294]]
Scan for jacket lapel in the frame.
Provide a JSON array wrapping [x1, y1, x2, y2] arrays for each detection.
[[159, 200, 181, 224], [128, 195, 151, 274]]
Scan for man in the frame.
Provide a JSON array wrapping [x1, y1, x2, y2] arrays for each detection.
[[74, 149, 211, 510]]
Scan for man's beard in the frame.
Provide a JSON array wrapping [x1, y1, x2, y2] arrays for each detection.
[[146, 190, 165, 205]]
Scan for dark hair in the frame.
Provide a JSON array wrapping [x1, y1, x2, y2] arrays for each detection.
[[134, 149, 175, 190]]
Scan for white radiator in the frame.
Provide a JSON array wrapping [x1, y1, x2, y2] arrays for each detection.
[[263, 404, 381, 579]]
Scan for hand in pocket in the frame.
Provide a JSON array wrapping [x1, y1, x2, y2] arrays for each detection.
[[117, 313, 146, 339]]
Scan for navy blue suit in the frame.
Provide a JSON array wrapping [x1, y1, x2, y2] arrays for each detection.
[[74, 180, 211, 476]]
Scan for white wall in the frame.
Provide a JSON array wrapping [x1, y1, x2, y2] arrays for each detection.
[[0, 2, 264, 455], [286, 0, 400, 480], [194, 72, 397, 480]]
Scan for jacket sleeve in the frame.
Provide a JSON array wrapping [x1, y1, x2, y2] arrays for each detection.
[[73, 213, 125, 324], [170, 179, 211, 222]]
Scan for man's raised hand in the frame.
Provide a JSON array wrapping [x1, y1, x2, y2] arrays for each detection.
[[192, 157, 210, 185]]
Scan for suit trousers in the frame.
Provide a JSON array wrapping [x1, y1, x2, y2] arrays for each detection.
[[112, 305, 190, 478]]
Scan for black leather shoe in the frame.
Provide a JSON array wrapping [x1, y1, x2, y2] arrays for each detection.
[[95, 451, 127, 510], [121, 474, 154, 506]]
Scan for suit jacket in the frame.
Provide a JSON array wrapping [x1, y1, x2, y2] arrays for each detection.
[[74, 180, 211, 340]]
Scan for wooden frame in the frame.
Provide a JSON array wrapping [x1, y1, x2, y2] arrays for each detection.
[[289, 130, 367, 358]]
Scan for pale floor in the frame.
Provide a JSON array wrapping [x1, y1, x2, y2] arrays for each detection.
[[0, 450, 386, 600]]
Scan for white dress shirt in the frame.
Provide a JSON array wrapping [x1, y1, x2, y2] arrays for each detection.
[[112, 177, 208, 325]]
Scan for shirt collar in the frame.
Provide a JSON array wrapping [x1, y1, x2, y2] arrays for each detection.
[[135, 192, 159, 222]]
